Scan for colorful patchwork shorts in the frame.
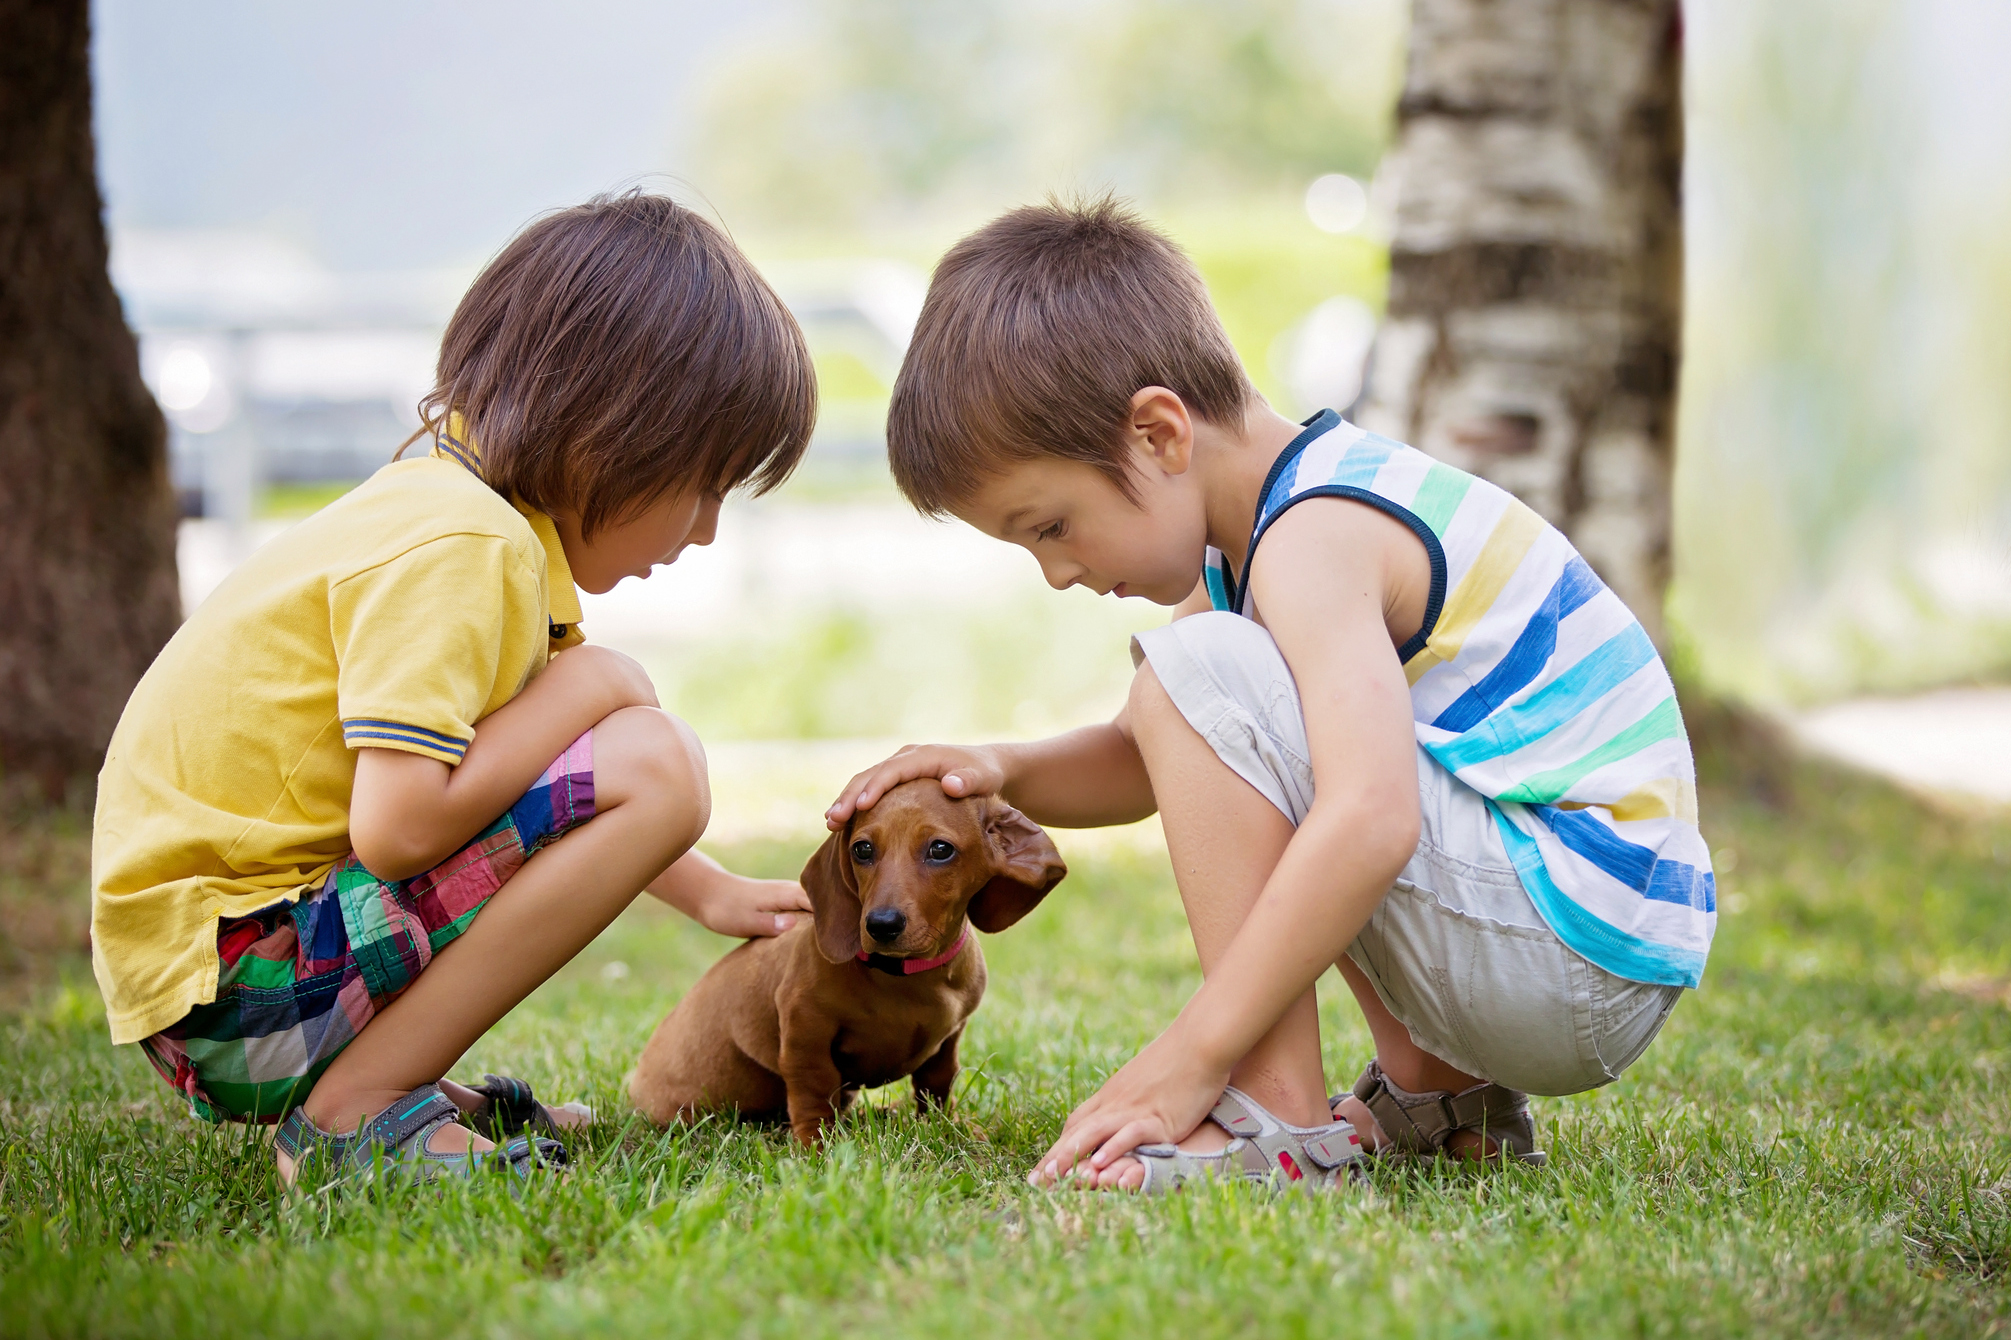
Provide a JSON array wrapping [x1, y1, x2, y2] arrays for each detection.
[[139, 733, 596, 1123]]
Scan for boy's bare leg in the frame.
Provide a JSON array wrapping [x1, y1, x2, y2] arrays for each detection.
[[1330, 956, 1497, 1158], [279, 705, 708, 1181], [1086, 666, 1333, 1190]]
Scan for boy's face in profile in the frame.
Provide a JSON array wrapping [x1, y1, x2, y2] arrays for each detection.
[[553, 486, 723, 594], [950, 448, 1210, 606]]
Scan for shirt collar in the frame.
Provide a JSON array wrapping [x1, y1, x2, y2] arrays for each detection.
[[431, 419, 584, 633]]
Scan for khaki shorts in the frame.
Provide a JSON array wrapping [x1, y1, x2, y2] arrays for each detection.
[[1134, 612, 1680, 1096]]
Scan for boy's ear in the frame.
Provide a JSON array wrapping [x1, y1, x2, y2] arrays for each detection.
[[968, 800, 1068, 933], [800, 832, 863, 963], [1127, 386, 1195, 476]]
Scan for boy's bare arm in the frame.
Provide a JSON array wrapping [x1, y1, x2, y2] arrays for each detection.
[[825, 581, 1218, 831], [824, 724, 1152, 831], [349, 644, 659, 881], [1037, 501, 1425, 1174], [644, 847, 810, 937]]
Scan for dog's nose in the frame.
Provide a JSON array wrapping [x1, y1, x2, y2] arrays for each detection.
[[864, 907, 907, 943]]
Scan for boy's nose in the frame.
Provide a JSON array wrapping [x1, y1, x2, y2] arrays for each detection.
[[1039, 559, 1083, 593], [864, 907, 907, 943]]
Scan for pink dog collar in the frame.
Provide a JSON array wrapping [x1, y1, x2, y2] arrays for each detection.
[[857, 926, 968, 976]]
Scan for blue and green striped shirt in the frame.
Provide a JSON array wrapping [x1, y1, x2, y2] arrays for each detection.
[[1207, 411, 1714, 988]]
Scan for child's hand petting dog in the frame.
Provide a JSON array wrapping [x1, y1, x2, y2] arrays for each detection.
[[689, 874, 812, 938], [826, 743, 1006, 830], [649, 852, 812, 938]]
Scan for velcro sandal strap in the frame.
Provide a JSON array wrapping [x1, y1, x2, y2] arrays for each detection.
[[358, 1084, 462, 1151], [275, 1106, 349, 1163], [1354, 1060, 1458, 1154], [1209, 1091, 1266, 1139], [473, 1074, 540, 1136], [1444, 1081, 1525, 1130], [1132, 1138, 1253, 1194], [1352, 1061, 1544, 1161], [1297, 1127, 1363, 1170], [499, 1134, 570, 1171], [1218, 1085, 1355, 1188]]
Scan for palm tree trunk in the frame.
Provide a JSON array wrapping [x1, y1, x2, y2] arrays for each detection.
[[0, 0, 181, 797], [1360, 0, 1684, 639]]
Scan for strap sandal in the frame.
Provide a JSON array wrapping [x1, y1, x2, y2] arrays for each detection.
[[1130, 1085, 1366, 1194], [275, 1083, 569, 1188], [1339, 1059, 1547, 1166], [465, 1073, 595, 1141]]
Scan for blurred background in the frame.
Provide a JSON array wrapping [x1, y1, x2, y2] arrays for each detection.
[[93, 0, 2011, 825]]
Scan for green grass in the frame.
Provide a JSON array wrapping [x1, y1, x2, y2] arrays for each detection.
[[3, 715, 2009, 1337]]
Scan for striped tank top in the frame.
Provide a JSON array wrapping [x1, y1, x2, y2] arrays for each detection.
[[1204, 410, 1713, 988]]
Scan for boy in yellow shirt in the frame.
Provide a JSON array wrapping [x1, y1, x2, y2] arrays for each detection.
[[92, 192, 816, 1184]]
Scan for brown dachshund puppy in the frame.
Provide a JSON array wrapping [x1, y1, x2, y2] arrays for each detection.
[[629, 781, 1067, 1144]]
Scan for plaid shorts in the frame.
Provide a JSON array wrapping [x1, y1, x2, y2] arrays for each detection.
[[139, 732, 596, 1123]]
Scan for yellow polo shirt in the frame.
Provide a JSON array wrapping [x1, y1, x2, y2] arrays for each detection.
[[91, 437, 586, 1044]]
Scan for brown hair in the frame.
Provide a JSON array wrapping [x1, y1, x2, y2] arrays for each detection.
[[417, 190, 815, 535], [887, 196, 1251, 516]]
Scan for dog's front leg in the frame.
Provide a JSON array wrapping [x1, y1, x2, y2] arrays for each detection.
[[778, 1009, 846, 1145], [911, 1026, 962, 1113]]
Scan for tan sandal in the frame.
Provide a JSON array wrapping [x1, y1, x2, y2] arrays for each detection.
[[1337, 1059, 1547, 1166], [1129, 1085, 1366, 1193]]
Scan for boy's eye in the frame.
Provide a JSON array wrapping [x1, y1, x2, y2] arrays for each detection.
[[1036, 520, 1067, 541], [925, 839, 957, 862], [851, 840, 876, 863]]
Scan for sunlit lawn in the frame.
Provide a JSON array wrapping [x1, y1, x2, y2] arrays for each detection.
[[2, 703, 2008, 1337]]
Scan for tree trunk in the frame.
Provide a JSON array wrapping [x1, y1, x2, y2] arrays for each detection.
[[1359, 0, 1683, 640], [0, 0, 181, 798]]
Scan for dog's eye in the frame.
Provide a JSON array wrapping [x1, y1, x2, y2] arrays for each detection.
[[850, 839, 875, 864], [925, 839, 956, 862]]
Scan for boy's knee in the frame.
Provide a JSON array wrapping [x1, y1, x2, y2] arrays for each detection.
[[1129, 611, 1282, 727], [595, 706, 711, 845], [1126, 660, 1181, 733]]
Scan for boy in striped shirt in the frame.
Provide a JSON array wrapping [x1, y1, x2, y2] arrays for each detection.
[[827, 199, 1711, 1190]]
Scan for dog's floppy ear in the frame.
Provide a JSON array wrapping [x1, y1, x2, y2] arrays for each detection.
[[800, 831, 863, 963], [968, 800, 1067, 933]]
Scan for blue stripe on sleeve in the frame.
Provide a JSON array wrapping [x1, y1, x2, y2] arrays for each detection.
[[342, 720, 470, 757], [1534, 805, 1715, 909], [343, 729, 467, 757], [342, 719, 469, 749], [1489, 802, 1707, 988], [1434, 623, 1658, 773]]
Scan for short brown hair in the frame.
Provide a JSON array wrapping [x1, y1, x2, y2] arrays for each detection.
[[887, 196, 1251, 515], [418, 190, 815, 535]]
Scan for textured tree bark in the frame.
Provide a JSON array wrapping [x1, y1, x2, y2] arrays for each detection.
[[0, 0, 181, 797], [1358, 0, 1683, 639]]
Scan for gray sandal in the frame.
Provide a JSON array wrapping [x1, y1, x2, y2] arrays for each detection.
[[1130, 1085, 1365, 1193], [275, 1082, 568, 1186], [1338, 1059, 1547, 1166]]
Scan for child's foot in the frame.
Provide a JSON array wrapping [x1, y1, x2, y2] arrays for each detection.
[[1334, 1064, 1532, 1162], [275, 1086, 496, 1187], [1042, 1086, 1365, 1193], [439, 1077, 593, 1134], [1334, 1090, 1503, 1159], [1332, 1093, 1394, 1153]]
